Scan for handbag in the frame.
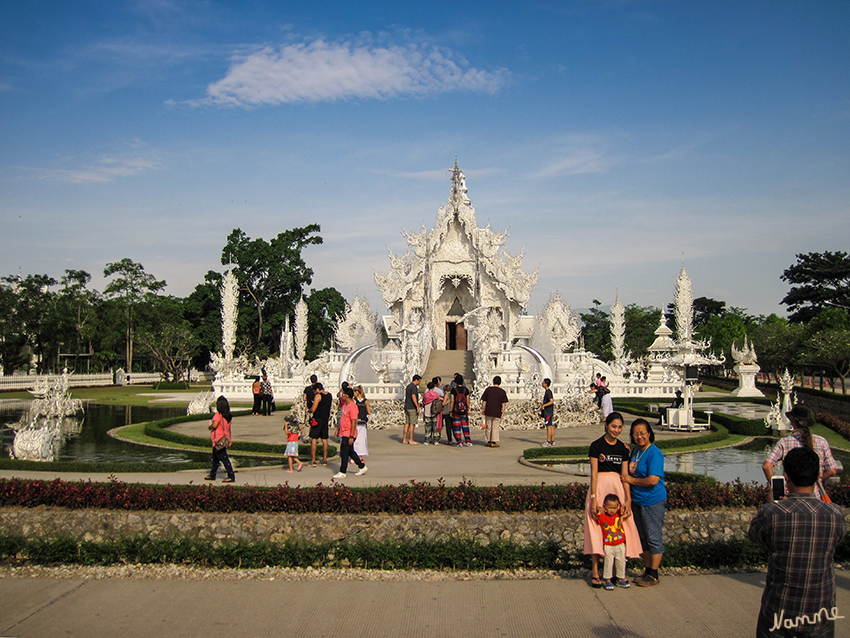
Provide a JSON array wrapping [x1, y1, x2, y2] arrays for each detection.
[[214, 435, 231, 450]]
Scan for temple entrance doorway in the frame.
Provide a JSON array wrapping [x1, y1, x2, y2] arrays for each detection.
[[446, 322, 467, 350]]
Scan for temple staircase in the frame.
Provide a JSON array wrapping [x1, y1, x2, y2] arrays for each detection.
[[422, 349, 475, 386]]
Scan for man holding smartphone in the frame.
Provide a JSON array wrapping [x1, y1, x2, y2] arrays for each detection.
[[748, 447, 845, 637]]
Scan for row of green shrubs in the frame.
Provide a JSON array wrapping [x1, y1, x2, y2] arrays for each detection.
[[4, 476, 847, 512], [1, 532, 847, 571], [0, 459, 210, 473]]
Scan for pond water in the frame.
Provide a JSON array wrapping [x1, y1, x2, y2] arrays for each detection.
[[546, 438, 850, 485], [0, 402, 278, 466]]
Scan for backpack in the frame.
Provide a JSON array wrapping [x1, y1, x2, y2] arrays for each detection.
[[429, 396, 443, 417], [452, 389, 469, 416]]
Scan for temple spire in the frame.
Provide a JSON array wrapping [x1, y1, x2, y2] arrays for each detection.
[[449, 159, 470, 206]]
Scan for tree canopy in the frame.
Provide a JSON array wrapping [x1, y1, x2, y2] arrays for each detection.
[[222, 225, 323, 353], [781, 251, 850, 323]]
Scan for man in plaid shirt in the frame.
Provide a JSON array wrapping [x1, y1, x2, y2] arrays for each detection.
[[749, 447, 845, 637]]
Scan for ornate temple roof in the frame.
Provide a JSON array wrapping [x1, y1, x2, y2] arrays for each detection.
[[373, 160, 537, 309]]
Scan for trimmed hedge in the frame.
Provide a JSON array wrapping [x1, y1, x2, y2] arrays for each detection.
[[0, 459, 209, 473], [4, 477, 846, 512], [151, 381, 190, 390], [0, 532, 846, 570]]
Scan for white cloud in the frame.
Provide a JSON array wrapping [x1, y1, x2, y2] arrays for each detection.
[[190, 38, 509, 107], [28, 154, 161, 184]]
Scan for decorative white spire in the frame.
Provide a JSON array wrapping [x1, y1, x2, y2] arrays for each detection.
[[220, 268, 239, 361], [674, 261, 694, 344], [294, 295, 308, 363], [610, 291, 626, 363]]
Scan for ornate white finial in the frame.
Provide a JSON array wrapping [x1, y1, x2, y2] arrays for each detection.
[[220, 268, 239, 361], [294, 295, 308, 362], [674, 262, 694, 344], [610, 293, 626, 364]]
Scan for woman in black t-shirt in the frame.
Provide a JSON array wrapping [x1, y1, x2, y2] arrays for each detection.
[[583, 411, 643, 588]]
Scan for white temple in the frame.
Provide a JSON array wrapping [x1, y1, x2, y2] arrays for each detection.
[[211, 161, 726, 407]]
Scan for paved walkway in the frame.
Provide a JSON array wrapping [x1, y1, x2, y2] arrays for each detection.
[[0, 409, 709, 487], [2, 572, 849, 637]]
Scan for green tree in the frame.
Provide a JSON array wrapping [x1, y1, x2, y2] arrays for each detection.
[[1, 274, 59, 372], [136, 296, 197, 382], [184, 271, 225, 370], [57, 269, 99, 370], [693, 297, 727, 330], [103, 259, 166, 373], [781, 251, 850, 323], [221, 225, 323, 353], [305, 287, 347, 360], [580, 300, 611, 360], [623, 304, 662, 358], [0, 279, 29, 374], [750, 314, 804, 379], [797, 307, 850, 392]]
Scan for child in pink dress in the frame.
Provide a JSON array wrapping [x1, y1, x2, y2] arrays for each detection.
[[284, 417, 303, 473]]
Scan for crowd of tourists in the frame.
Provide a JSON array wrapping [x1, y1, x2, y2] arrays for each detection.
[[202, 379, 845, 633]]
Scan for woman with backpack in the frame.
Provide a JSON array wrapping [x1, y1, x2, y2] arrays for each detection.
[[451, 375, 473, 447], [422, 381, 441, 445]]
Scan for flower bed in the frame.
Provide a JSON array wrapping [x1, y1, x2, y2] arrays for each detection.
[[2, 477, 847, 513]]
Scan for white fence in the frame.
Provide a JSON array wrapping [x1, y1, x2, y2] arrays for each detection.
[[0, 373, 114, 392]]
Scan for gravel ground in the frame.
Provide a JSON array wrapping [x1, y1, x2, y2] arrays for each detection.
[[0, 563, 782, 582]]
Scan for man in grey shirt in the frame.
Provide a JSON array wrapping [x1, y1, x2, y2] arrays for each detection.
[[403, 375, 421, 444]]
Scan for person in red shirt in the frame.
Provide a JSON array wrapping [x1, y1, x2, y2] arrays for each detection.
[[597, 493, 629, 590], [333, 387, 367, 479]]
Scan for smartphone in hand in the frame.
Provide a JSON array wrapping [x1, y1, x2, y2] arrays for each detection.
[[771, 476, 786, 501]]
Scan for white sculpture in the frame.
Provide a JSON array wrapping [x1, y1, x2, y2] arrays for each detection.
[[335, 294, 379, 352], [294, 295, 308, 363], [187, 391, 215, 415], [609, 293, 628, 373], [731, 335, 764, 398], [674, 262, 694, 345]]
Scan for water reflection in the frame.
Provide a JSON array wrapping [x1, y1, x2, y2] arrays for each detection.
[[546, 437, 849, 484]]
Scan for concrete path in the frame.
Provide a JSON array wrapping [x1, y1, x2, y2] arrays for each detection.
[[1, 572, 849, 638], [0, 410, 707, 487]]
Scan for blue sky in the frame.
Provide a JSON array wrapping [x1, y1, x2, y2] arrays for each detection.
[[2, 0, 848, 318]]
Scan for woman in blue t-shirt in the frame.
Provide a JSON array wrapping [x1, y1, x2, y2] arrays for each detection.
[[622, 418, 667, 587]]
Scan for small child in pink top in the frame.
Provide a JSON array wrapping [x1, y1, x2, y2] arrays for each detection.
[[284, 417, 303, 473]]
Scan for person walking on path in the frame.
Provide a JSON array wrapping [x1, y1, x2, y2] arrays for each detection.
[[763, 405, 838, 501], [749, 446, 845, 637], [251, 376, 262, 415], [403, 375, 421, 444], [353, 385, 370, 459], [204, 396, 235, 483], [283, 416, 304, 473], [622, 418, 666, 587], [481, 375, 508, 448], [451, 375, 472, 447], [309, 382, 332, 467], [541, 378, 555, 447], [584, 411, 641, 588], [333, 387, 367, 479]]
